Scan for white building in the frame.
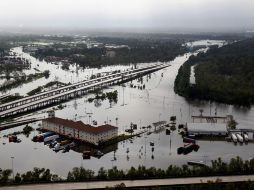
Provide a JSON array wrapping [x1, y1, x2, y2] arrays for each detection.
[[187, 123, 228, 136], [186, 115, 232, 136], [42, 112, 118, 145]]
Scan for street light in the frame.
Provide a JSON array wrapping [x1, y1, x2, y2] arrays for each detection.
[[81, 154, 83, 168], [144, 136, 147, 155], [10, 157, 14, 180]]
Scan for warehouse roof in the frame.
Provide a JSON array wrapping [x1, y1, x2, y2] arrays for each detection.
[[187, 123, 227, 132], [43, 117, 117, 134]]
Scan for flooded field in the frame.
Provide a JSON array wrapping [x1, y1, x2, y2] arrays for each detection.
[[1, 40, 254, 177]]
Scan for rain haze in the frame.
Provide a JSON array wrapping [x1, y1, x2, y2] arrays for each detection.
[[0, 0, 254, 33]]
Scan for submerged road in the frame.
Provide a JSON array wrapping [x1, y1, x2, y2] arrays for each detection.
[[1, 175, 253, 190]]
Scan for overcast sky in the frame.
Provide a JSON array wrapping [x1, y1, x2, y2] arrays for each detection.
[[0, 0, 254, 33]]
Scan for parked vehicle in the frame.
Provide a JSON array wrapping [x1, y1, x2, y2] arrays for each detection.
[[33, 131, 55, 142], [44, 135, 59, 143], [183, 137, 196, 144], [83, 151, 91, 159], [243, 133, 249, 142], [236, 133, 243, 143], [62, 145, 71, 153], [94, 150, 104, 157], [54, 141, 74, 152], [9, 135, 21, 143], [231, 133, 237, 143], [53, 143, 62, 151], [59, 140, 70, 146], [177, 143, 199, 155], [49, 140, 58, 148]]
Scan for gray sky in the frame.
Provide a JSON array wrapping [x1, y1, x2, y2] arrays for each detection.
[[0, 0, 254, 32]]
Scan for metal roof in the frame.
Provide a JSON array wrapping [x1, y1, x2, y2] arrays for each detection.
[[187, 123, 227, 132]]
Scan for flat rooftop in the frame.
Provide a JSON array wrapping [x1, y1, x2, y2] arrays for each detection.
[[187, 122, 227, 132]]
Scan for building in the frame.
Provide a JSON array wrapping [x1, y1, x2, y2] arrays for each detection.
[[187, 123, 228, 136], [186, 115, 232, 136], [191, 115, 232, 124], [42, 111, 118, 145]]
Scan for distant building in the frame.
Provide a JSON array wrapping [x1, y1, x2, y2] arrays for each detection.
[[42, 111, 118, 145]]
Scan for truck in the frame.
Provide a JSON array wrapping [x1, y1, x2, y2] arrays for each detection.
[[231, 133, 237, 143], [53, 140, 71, 151], [33, 131, 55, 142], [243, 133, 249, 142], [177, 143, 200, 155], [183, 137, 196, 144], [236, 133, 243, 143]]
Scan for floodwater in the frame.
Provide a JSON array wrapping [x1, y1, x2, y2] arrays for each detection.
[[1, 40, 254, 177]]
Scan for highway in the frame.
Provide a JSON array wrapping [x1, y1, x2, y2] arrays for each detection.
[[0, 118, 41, 131], [0, 175, 253, 190], [0, 64, 162, 112]]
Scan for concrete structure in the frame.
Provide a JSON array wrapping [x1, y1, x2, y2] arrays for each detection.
[[0, 64, 169, 118], [1, 175, 254, 190], [187, 123, 228, 136], [42, 113, 118, 145]]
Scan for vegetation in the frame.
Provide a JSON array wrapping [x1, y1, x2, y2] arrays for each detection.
[[0, 70, 50, 93], [174, 38, 254, 106], [27, 86, 43, 96], [0, 167, 60, 185], [66, 156, 254, 181], [0, 157, 254, 186], [27, 81, 67, 96], [34, 37, 187, 67], [88, 90, 118, 103], [0, 94, 24, 104], [23, 125, 34, 136]]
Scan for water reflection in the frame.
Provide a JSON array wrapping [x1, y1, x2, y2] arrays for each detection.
[[72, 143, 118, 159]]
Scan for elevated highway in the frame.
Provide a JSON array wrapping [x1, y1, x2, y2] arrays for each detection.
[[0, 64, 162, 112], [0, 64, 168, 118]]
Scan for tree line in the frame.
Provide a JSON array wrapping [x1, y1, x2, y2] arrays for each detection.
[[1, 157, 254, 186], [33, 37, 187, 68], [174, 38, 254, 106]]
